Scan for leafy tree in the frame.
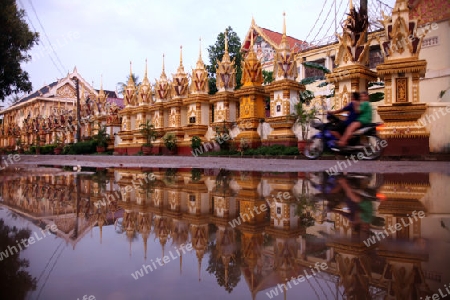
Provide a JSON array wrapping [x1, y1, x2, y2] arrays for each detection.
[[262, 70, 274, 85], [0, 0, 39, 101], [0, 219, 37, 299], [207, 26, 243, 95], [116, 73, 140, 96], [206, 230, 242, 293]]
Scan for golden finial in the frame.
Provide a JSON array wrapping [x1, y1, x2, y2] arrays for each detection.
[[129, 61, 133, 77], [162, 54, 165, 72], [280, 12, 288, 47], [179, 45, 183, 66], [250, 28, 254, 48], [350, 0, 353, 10], [100, 74, 103, 91], [198, 37, 202, 60], [145, 58, 148, 77], [225, 29, 229, 53]]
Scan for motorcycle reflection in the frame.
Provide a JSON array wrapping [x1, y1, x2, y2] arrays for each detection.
[[308, 172, 385, 236]]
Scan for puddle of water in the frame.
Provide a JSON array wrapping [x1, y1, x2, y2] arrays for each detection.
[[0, 168, 449, 300]]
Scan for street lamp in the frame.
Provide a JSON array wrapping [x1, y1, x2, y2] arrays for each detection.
[[72, 77, 81, 142]]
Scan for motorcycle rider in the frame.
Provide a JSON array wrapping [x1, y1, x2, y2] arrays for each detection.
[[327, 92, 360, 142], [337, 91, 372, 147]]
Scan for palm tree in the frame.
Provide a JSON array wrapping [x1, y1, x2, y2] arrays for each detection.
[[116, 73, 141, 96]]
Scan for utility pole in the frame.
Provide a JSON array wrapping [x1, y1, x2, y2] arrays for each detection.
[[361, 0, 368, 43], [75, 78, 81, 142]]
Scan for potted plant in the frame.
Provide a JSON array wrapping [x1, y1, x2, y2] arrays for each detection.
[[163, 132, 177, 155], [16, 137, 24, 154], [53, 134, 63, 155], [293, 101, 318, 152], [139, 120, 156, 155], [191, 136, 202, 153], [35, 134, 41, 155], [93, 124, 109, 153]]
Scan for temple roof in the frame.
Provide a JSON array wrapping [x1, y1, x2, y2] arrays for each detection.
[[409, 0, 450, 25], [241, 20, 307, 54], [106, 97, 125, 109], [2, 68, 102, 114], [12, 81, 59, 106]]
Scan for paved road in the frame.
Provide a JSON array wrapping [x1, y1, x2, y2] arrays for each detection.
[[5, 155, 450, 174]]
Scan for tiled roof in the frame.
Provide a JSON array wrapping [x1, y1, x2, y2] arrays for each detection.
[[13, 81, 58, 106], [95, 89, 118, 98], [107, 98, 124, 109], [260, 28, 306, 51], [242, 26, 307, 54], [409, 0, 450, 25]]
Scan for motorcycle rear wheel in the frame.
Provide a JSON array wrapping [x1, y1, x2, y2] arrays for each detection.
[[304, 137, 324, 160], [361, 136, 383, 160]]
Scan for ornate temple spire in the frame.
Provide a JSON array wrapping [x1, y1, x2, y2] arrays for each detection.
[[241, 25, 263, 86], [177, 45, 185, 73], [333, 3, 371, 66], [139, 59, 152, 104], [171, 46, 189, 98], [142, 59, 150, 86], [162, 54, 166, 76], [155, 54, 171, 102], [378, 0, 427, 60], [216, 29, 236, 92], [98, 74, 106, 104], [281, 12, 287, 46], [198, 37, 202, 63], [124, 61, 137, 106], [273, 12, 297, 81], [190, 38, 209, 94], [225, 31, 229, 53], [127, 61, 135, 86]]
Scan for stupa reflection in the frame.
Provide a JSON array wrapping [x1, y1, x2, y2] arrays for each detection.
[[0, 167, 448, 299]]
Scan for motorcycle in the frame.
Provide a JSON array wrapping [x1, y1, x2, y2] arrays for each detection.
[[303, 114, 385, 160]]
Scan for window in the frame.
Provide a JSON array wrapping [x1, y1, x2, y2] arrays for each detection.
[[422, 36, 438, 48], [305, 59, 325, 78], [189, 195, 196, 202], [331, 56, 337, 69], [369, 46, 384, 69], [189, 116, 196, 124]]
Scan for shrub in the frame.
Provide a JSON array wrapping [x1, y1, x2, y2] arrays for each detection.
[[191, 136, 202, 150], [66, 141, 97, 154]]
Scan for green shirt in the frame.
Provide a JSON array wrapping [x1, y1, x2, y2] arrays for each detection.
[[357, 101, 372, 125]]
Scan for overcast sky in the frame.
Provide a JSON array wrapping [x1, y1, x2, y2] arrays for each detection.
[[17, 0, 396, 98]]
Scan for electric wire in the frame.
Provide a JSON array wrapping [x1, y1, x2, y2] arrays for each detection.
[[27, 0, 67, 74], [310, 0, 336, 44], [34, 239, 64, 285], [305, 0, 329, 42], [323, 0, 346, 40], [35, 241, 66, 300], [17, 0, 65, 78]]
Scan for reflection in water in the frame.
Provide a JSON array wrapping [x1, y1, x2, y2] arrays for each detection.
[[0, 167, 449, 299], [0, 219, 37, 299]]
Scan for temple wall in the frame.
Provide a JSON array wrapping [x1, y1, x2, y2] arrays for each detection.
[[201, 103, 209, 125], [421, 173, 450, 215], [419, 20, 450, 103], [422, 103, 450, 153]]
